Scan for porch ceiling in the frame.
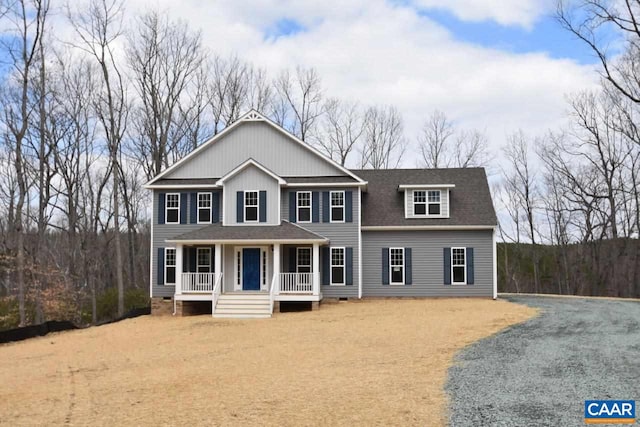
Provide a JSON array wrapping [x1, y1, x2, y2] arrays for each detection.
[[166, 220, 328, 244]]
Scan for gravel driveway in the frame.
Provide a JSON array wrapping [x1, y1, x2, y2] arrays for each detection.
[[446, 295, 640, 426]]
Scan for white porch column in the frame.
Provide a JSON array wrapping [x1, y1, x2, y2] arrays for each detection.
[[273, 243, 281, 295], [312, 243, 320, 296], [175, 244, 183, 296], [215, 243, 222, 282]]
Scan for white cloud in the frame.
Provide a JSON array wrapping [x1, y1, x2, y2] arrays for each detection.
[[60, 0, 600, 167]]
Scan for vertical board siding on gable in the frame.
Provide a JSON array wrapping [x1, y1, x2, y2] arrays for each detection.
[[281, 188, 359, 298], [151, 189, 222, 298], [165, 121, 344, 179], [361, 230, 493, 297], [223, 165, 280, 225]]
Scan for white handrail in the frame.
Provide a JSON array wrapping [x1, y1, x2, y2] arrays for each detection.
[[269, 274, 277, 314], [182, 272, 217, 292], [211, 273, 223, 316]]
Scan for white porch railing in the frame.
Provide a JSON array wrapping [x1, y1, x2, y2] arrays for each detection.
[[269, 274, 277, 314], [211, 273, 223, 316], [279, 272, 313, 294], [182, 273, 219, 293]]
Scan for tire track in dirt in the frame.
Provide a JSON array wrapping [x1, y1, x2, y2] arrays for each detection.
[[64, 366, 77, 425]]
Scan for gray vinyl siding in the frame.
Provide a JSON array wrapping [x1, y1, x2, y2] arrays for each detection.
[[406, 188, 450, 218], [362, 230, 493, 297], [223, 165, 279, 225], [165, 121, 344, 179], [151, 189, 222, 298], [281, 188, 360, 298]]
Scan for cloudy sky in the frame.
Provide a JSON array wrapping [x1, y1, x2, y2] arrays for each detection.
[[119, 0, 601, 163]]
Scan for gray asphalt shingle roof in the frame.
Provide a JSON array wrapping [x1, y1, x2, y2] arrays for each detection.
[[352, 168, 497, 227], [167, 221, 327, 242]]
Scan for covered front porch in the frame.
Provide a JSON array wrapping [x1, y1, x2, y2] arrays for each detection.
[[166, 222, 328, 316]]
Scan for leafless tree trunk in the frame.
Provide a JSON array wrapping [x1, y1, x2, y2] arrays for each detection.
[[359, 105, 406, 169], [274, 66, 323, 141], [317, 98, 365, 166]]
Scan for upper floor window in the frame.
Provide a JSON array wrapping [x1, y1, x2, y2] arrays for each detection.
[[452, 247, 466, 284], [297, 191, 311, 223], [413, 191, 427, 215], [166, 193, 180, 224], [330, 191, 344, 222], [330, 247, 345, 285], [198, 193, 211, 223], [390, 248, 404, 285], [428, 190, 441, 215], [245, 191, 258, 222], [165, 248, 176, 284]]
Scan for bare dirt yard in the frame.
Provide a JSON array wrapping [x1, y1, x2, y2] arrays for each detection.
[[0, 299, 535, 426]]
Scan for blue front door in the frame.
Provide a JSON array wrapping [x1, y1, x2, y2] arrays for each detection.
[[242, 248, 261, 291]]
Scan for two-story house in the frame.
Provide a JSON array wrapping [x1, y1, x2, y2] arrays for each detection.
[[145, 110, 497, 318]]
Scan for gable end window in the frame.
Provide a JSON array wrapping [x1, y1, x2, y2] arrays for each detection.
[[428, 190, 441, 215], [198, 193, 212, 223], [330, 247, 345, 285], [297, 191, 311, 223], [165, 248, 176, 284], [245, 191, 259, 222], [330, 191, 345, 223], [166, 193, 180, 224], [390, 248, 404, 285], [452, 247, 466, 284], [413, 191, 427, 215]]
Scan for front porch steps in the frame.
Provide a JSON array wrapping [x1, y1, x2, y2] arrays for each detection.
[[213, 293, 272, 318]]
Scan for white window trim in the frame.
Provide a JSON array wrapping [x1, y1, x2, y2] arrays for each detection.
[[296, 191, 312, 223], [196, 247, 211, 273], [451, 247, 467, 285], [165, 247, 176, 284], [197, 192, 212, 224], [165, 193, 180, 224], [330, 246, 345, 286], [296, 247, 312, 273], [427, 190, 442, 216], [244, 190, 260, 223], [330, 191, 345, 223], [389, 247, 405, 285], [233, 246, 269, 291], [412, 190, 427, 216]]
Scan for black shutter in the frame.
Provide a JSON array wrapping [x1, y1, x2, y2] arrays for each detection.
[[182, 247, 189, 273], [467, 248, 474, 285], [190, 192, 197, 223], [189, 247, 197, 272], [405, 248, 412, 285], [158, 193, 166, 225], [289, 247, 297, 273], [346, 247, 353, 286], [322, 191, 330, 222], [210, 246, 216, 272], [289, 192, 296, 222], [312, 192, 319, 222], [180, 193, 187, 224], [382, 248, 389, 285], [345, 191, 353, 222], [236, 191, 244, 223], [259, 190, 267, 222], [444, 248, 451, 285], [321, 247, 330, 285], [157, 247, 164, 285], [212, 192, 220, 223]]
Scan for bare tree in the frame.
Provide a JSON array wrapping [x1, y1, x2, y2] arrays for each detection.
[[359, 105, 406, 169], [317, 98, 365, 166], [68, 0, 128, 317], [273, 66, 323, 141]]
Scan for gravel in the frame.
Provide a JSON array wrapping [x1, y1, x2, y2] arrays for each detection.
[[446, 295, 640, 427]]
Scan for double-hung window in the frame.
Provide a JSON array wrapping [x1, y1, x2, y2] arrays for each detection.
[[166, 193, 180, 224], [428, 190, 441, 215], [413, 191, 427, 215], [198, 193, 212, 223], [390, 248, 404, 285], [197, 248, 211, 273], [452, 248, 466, 284], [165, 248, 176, 284], [297, 248, 311, 273], [330, 247, 345, 285], [245, 191, 258, 222], [297, 191, 311, 223], [330, 191, 344, 222]]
